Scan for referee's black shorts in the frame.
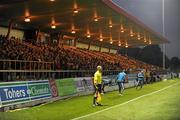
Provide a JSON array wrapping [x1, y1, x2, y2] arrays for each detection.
[[94, 84, 102, 93]]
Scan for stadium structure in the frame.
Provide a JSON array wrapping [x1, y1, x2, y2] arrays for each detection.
[[0, 0, 179, 120]]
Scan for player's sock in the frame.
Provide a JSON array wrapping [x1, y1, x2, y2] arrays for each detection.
[[93, 97, 97, 105]]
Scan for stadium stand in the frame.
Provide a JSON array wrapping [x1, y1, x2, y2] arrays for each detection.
[[0, 36, 160, 72]]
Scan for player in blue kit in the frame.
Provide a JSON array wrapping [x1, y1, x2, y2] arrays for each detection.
[[116, 70, 127, 96], [136, 70, 144, 89]]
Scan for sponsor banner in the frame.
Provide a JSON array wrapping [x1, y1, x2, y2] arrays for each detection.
[[0, 80, 52, 107], [49, 79, 59, 98], [76, 80, 85, 92], [75, 77, 94, 92], [0, 82, 29, 107], [56, 78, 77, 96], [27, 80, 51, 100]]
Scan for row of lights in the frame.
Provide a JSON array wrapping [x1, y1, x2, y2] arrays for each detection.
[[24, 17, 58, 30], [24, 0, 79, 24], [24, 1, 125, 32], [24, 0, 151, 47], [85, 29, 152, 47], [24, 15, 151, 47]]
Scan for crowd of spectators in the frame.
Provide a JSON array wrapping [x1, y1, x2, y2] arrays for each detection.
[[0, 35, 160, 71]]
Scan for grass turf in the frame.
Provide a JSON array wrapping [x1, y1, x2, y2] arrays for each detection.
[[0, 79, 180, 120]]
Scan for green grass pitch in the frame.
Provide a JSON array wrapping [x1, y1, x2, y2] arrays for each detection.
[[0, 78, 180, 120]]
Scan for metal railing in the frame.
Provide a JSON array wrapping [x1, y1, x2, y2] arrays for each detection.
[[0, 60, 54, 70], [0, 60, 122, 82], [0, 69, 121, 82], [0, 60, 167, 82]]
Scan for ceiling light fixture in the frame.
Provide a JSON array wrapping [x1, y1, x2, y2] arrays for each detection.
[[137, 33, 141, 40], [109, 17, 113, 28], [94, 17, 98, 22], [109, 24, 112, 28], [118, 41, 121, 46], [109, 34, 113, 44], [120, 24, 124, 33], [149, 41, 152, 45], [24, 17, 30, 22], [144, 35, 147, 42], [100, 34, 103, 41], [73, 8, 78, 14], [87, 34, 91, 38], [125, 42, 128, 48], [130, 28, 134, 37], [71, 30, 76, 34], [51, 24, 56, 29], [93, 9, 99, 22], [138, 35, 141, 40], [130, 34, 134, 37], [73, 0, 78, 14]]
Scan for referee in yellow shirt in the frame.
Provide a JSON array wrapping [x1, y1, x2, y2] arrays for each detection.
[[93, 65, 102, 106]]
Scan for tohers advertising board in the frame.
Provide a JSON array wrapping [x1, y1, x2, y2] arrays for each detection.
[[0, 80, 52, 107]]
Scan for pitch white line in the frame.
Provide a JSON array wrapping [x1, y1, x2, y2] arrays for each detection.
[[72, 82, 180, 120]]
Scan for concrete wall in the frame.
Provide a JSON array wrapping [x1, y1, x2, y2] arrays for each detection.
[[76, 42, 117, 54], [76, 42, 88, 49]]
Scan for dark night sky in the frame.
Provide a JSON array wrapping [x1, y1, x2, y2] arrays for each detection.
[[115, 0, 180, 59]]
